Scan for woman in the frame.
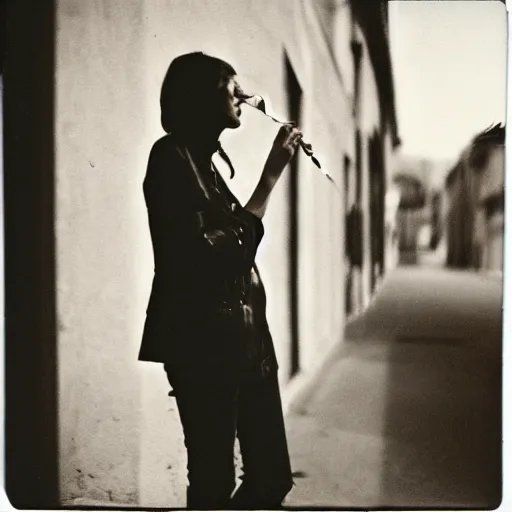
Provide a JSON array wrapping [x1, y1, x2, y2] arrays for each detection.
[[139, 52, 303, 509]]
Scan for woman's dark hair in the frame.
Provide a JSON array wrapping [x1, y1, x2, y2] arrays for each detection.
[[160, 52, 237, 135]]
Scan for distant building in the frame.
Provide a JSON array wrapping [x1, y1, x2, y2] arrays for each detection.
[[391, 155, 453, 263], [392, 173, 426, 264], [4, 0, 399, 508], [445, 123, 505, 272]]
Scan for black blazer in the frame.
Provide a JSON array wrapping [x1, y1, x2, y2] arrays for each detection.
[[139, 134, 273, 372]]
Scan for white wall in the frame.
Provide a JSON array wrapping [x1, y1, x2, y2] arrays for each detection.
[[55, 0, 351, 506], [55, 0, 391, 506], [56, 0, 149, 504]]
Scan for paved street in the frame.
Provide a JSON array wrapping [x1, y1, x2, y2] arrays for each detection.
[[284, 267, 503, 509]]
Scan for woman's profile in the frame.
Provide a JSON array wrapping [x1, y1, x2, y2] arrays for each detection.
[[139, 51, 303, 509]]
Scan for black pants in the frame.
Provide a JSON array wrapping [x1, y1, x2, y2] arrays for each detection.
[[164, 362, 294, 510]]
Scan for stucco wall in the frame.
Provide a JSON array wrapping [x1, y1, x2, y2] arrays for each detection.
[[56, 0, 150, 504], [55, 0, 390, 507]]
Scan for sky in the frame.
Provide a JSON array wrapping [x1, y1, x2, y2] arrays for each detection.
[[388, 0, 507, 162]]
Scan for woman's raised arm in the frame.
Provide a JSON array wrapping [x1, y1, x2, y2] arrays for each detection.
[[245, 124, 302, 219]]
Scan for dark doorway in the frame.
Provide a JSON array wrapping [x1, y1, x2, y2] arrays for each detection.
[[344, 155, 353, 315], [285, 53, 302, 378], [368, 131, 385, 292], [3, 1, 60, 508], [355, 130, 362, 205]]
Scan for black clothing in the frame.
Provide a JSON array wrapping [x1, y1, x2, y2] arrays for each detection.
[[139, 134, 277, 377], [164, 364, 293, 510], [139, 134, 293, 508]]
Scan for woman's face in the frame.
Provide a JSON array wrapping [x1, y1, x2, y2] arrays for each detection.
[[217, 75, 243, 130]]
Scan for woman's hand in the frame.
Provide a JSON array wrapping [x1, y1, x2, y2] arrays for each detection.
[[262, 124, 303, 182], [245, 124, 303, 219]]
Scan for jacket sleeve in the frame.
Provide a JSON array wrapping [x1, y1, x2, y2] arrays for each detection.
[[143, 138, 264, 285], [228, 206, 265, 274]]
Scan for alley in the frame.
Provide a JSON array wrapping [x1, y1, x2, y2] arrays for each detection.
[[284, 267, 503, 509]]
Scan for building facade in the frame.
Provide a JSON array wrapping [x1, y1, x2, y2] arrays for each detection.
[[4, 0, 399, 508], [392, 173, 426, 264], [391, 155, 454, 265], [445, 123, 505, 273]]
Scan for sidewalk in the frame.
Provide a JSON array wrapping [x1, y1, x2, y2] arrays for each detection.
[[283, 267, 502, 509]]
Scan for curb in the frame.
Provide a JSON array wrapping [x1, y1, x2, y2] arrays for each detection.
[[281, 271, 391, 416], [281, 340, 342, 417], [345, 272, 387, 325]]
